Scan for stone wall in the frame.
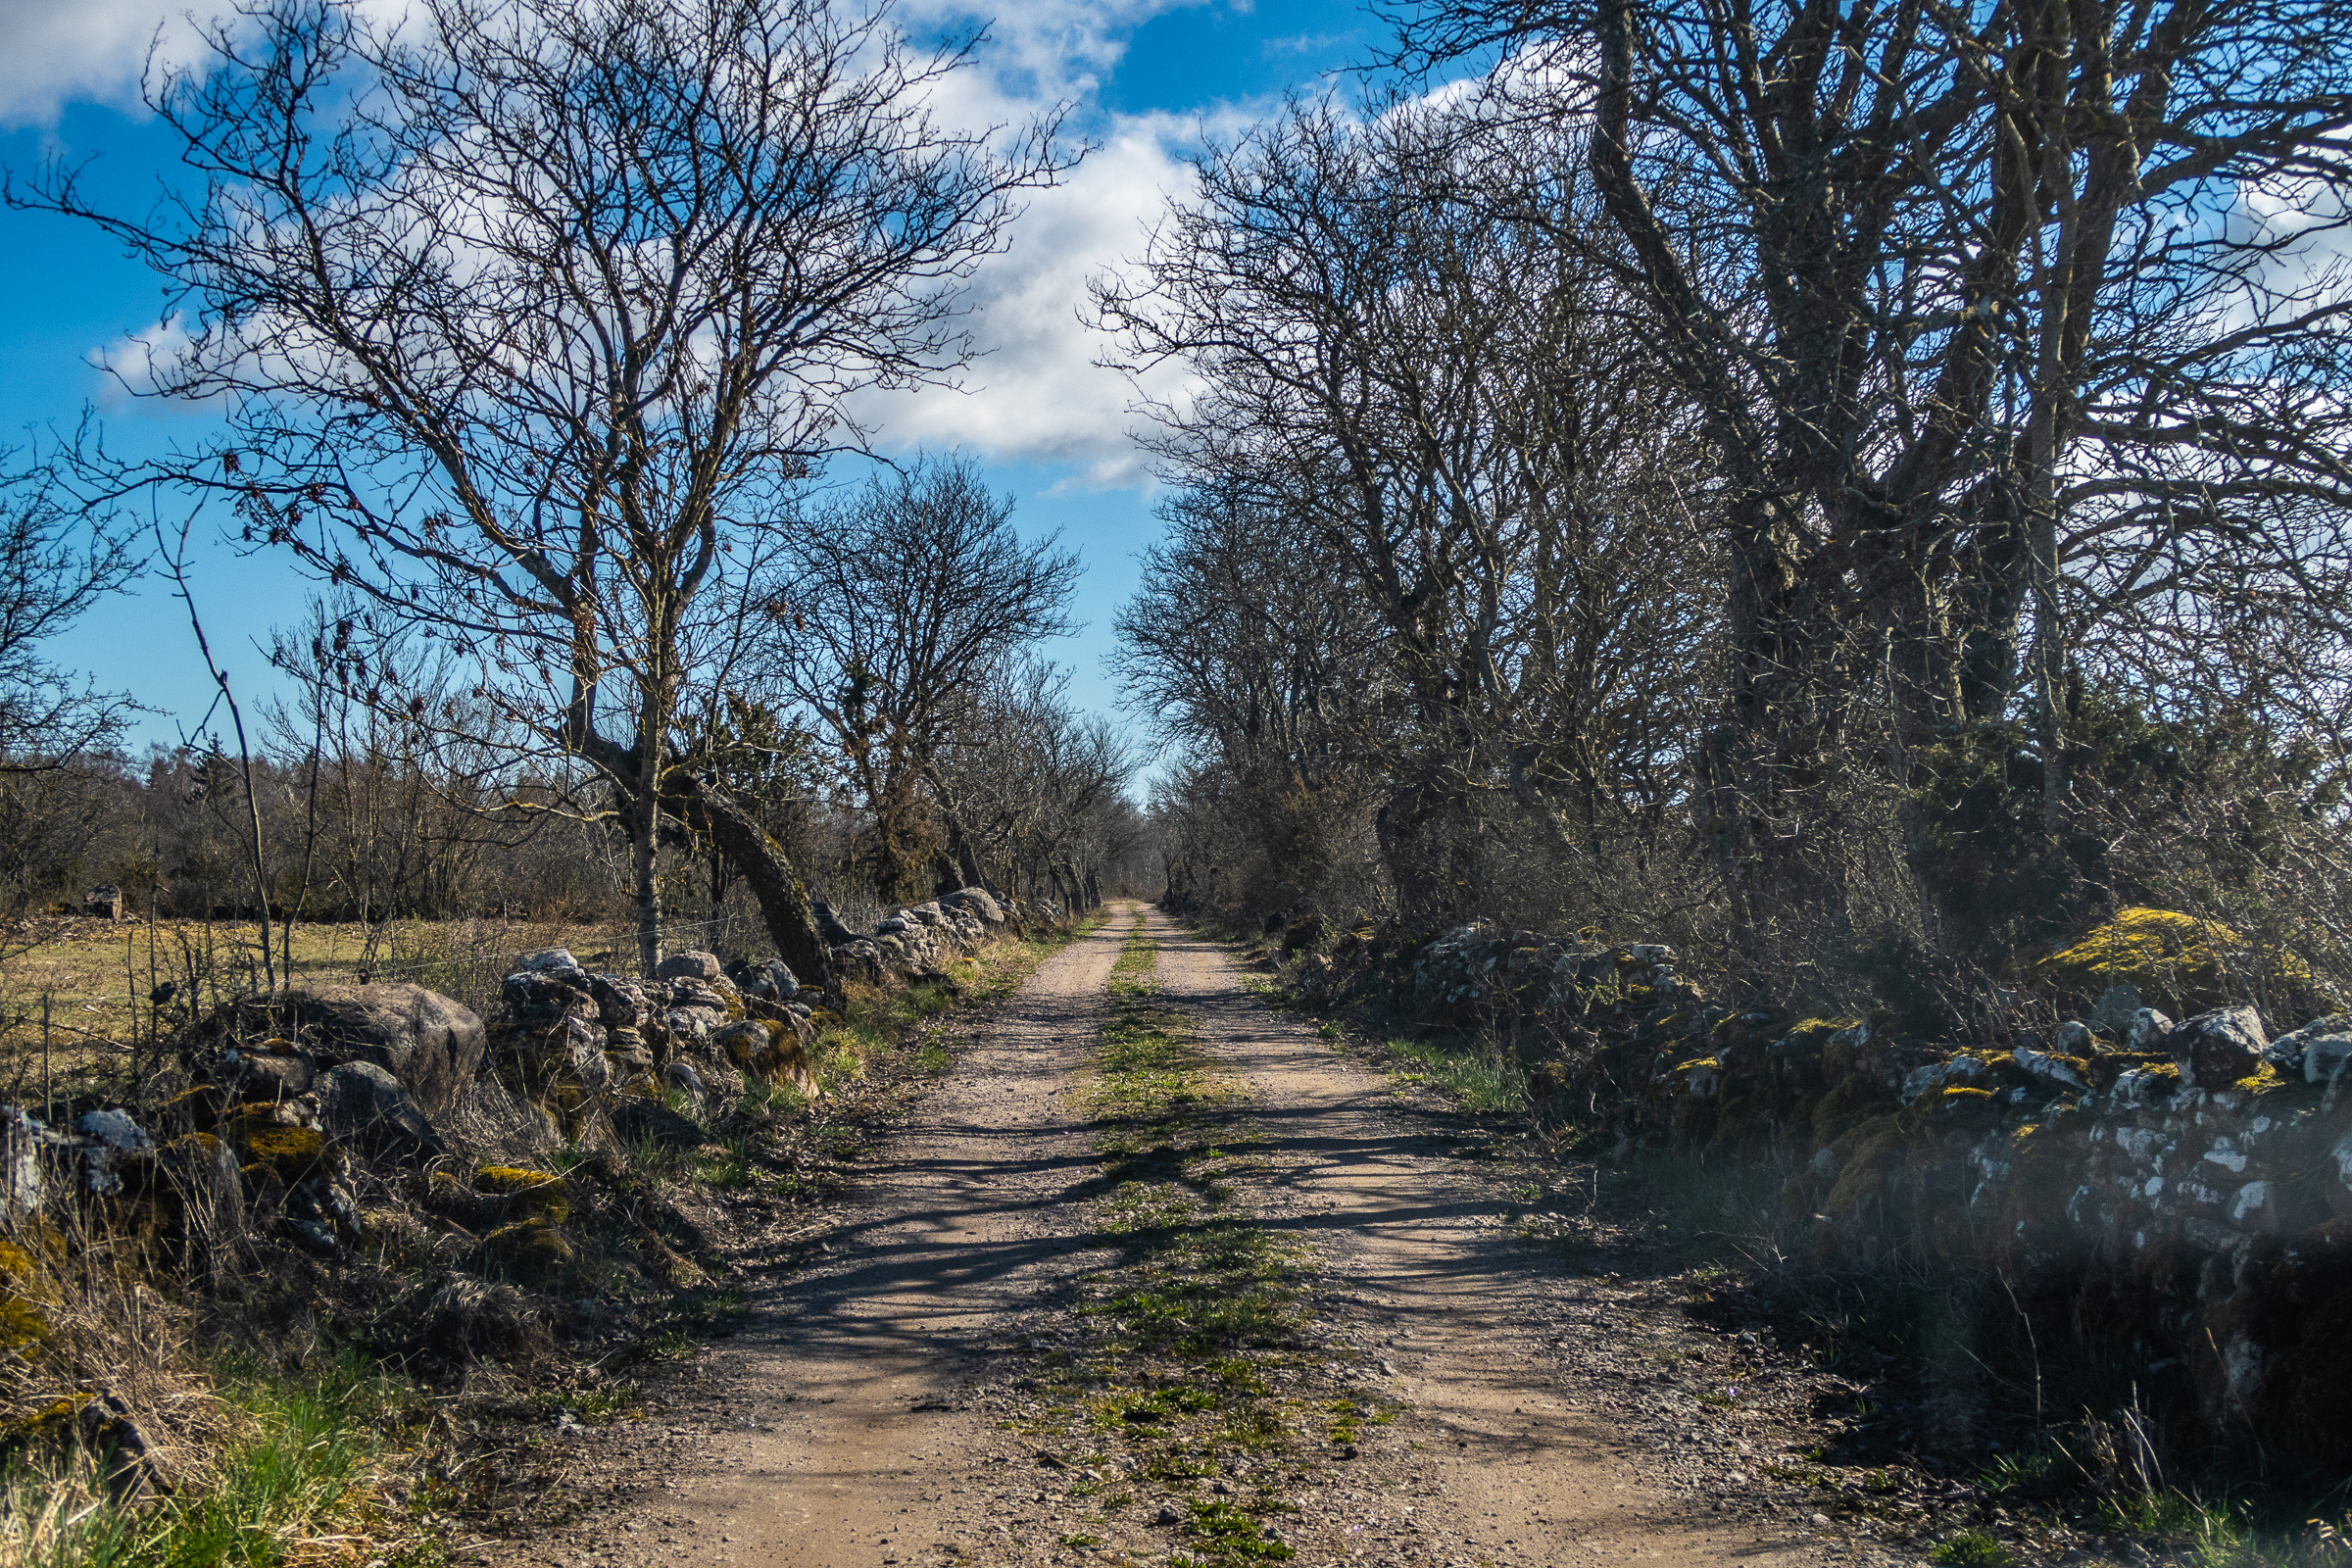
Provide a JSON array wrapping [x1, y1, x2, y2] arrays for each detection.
[[1286, 909, 2352, 1469]]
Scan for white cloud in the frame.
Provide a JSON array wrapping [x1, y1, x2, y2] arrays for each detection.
[[53, 0, 1274, 489], [846, 112, 1217, 488], [0, 0, 203, 124], [896, 0, 1201, 103]]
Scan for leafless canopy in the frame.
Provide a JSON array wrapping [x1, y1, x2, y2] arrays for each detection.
[[762, 455, 1081, 891], [20, 0, 1071, 973]]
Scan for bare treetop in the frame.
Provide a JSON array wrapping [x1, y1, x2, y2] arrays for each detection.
[[15, 0, 1074, 973]]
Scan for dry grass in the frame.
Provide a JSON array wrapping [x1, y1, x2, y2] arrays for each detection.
[[0, 915, 636, 1089]]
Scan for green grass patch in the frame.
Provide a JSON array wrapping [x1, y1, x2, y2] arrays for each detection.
[[2, 1353, 438, 1568], [693, 1134, 759, 1189], [1928, 1532, 2016, 1566], [1383, 1035, 1527, 1113], [1046, 913, 1325, 1566]]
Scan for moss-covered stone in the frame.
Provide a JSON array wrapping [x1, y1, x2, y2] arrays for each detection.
[[226, 1120, 337, 1183], [473, 1166, 569, 1223], [1810, 1071, 1894, 1144], [1824, 1116, 1910, 1216], [0, 1239, 55, 1351], [2037, 906, 2308, 1011], [479, 1216, 572, 1270], [160, 1084, 228, 1131]]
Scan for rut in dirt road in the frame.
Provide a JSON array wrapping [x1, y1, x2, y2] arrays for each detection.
[[510, 907, 1852, 1568]]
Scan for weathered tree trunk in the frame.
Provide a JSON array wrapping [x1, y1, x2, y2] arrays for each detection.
[[666, 778, 832, 988], [633, 789, 663, 976], [1702, 510, 1858, 958], [933, 791, 987, 892]]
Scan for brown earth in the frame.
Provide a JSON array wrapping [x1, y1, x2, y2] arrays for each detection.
[[485, 906, 1908, 1568]]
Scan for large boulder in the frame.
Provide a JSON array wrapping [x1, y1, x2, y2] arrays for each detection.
[[227, 984, 485, 1116], [318, 1062, 445, 1162], [654, 951, 724, 984], [727, 956, 800, 1004]]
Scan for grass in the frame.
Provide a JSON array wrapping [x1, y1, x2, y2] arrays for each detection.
[[1380, 1034, 1528, 1114], [0, 912, 626, 1069], [1928, 1531, 2016, 1566], [1003, 913, 1312, 1567], [0, 1352, 438, 1568]]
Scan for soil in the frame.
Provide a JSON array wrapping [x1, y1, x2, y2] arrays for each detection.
[[480, 907, 1927, 1568]]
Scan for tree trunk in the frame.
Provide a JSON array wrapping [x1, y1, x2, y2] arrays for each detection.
[[634, 789, 663, 977], [914, 757, 989, 892], [667, 778, 832, 988], [1704, 509, 1856, 960], [932, 795, 986, 891]]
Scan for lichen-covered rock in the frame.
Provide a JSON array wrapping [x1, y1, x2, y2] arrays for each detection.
[[2266, 1015, 2352, 1084], [2172, 1005, 2268, 1090], [157, 1132, 243, 1250], [2038, 907, 2307, 1013], [473, 1166, 569, 1224], [226, 1048, 313, 1100], [226, 1120, 339, 1184], [220, 983, 486, 1116], [709, 1018, 817, 1091], [728, 956, 801, 1005], [479, 1216, 572, 1270], [654, 950, 725, 984], [941, 887, 1004, 924], [587, 973, 652, 1031], [2012, 1043, 2088, 1091], [318, 1062, 444, 1162]]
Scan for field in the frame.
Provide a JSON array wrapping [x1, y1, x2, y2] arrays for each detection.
[[0, 912, 636, 1090]]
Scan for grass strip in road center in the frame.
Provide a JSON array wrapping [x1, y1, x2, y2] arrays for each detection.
[[994, 913, 1391, 1567]]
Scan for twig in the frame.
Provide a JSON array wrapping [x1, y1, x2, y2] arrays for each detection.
[[158, 512, 276, 991]]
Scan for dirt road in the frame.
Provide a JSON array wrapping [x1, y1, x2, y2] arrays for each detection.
[[515, 906, 1871, 1568]]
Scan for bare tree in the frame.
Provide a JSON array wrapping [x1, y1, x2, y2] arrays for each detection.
[[934, 657, 1132, 907], [1098, 94, 1719, 915], [763, 455, 1080, 896], [0, 458, 139, 767], [1395, 0, 2352, 947], [19, 0, 1069, 980]]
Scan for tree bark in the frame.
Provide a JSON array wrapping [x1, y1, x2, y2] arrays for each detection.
[[634, 789, 663, 976], [666, 777, 832, 988]]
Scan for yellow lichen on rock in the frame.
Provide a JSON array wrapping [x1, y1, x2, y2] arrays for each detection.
[[226, 1121, 337, 1182], [481, 1216, 572, 1269], [2037, 906, 2308, 1009], [473, 1166, 569, 1223], [0, 1239, 56, 1351]]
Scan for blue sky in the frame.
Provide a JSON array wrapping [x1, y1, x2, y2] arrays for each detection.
[[0, 0, 1382, 761]]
